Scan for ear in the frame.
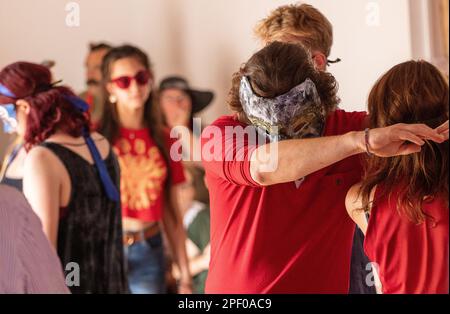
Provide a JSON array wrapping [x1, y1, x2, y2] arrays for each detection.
[[106, 82, 115, 96], [16, 99, 31, 115], [312, 52, 327, 71], [148, 71, 155, 86]]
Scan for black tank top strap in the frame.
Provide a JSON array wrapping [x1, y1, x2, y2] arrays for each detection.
[[0, 144, 24, 191], [36, 141, 128, 293]]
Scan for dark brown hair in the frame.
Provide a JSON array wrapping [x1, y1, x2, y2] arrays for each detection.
[[89, 42, 112, 52], [360, 60, 449, 224], [229, 41, 339, 123]]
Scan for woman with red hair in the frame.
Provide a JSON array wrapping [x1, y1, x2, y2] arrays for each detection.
[[346, 60, 449, 294], [0, 61, 128, 293]]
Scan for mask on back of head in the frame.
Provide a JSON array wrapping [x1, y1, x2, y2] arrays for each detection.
[[239, 76, 326, 142]]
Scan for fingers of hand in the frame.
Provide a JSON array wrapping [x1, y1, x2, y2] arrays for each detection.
[[398, 124, 445, 143], [395, 130, 425, 146], [436, 121, 449, 140], [436, 120, 449, 133], [397, 143, 422, 156]]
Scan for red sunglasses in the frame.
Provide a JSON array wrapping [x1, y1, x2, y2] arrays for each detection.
[[110, 70, 151, 89]]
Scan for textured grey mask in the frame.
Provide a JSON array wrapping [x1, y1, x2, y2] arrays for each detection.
[[239, 76, 326, 142]]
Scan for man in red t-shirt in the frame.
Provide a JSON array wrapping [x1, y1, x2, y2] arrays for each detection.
[[254, 4, 411, 294], [200, 42, 447, 293]]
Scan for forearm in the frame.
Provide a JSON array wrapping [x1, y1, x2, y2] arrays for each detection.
[[163, 211, 192, 282], [173, 254, 209, 278], [251, 131, 365, 186], [188, 253, 209, 276], [173, 222, 192, 281]]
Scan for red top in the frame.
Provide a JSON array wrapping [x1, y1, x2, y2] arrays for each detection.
[[364, 184, 449, 294], [201, 109, 367, 293], [113, 128, 185, 222], [84, 91, 94, 108]]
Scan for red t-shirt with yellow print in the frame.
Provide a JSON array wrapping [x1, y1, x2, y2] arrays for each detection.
[[113, 127, 185, 222]]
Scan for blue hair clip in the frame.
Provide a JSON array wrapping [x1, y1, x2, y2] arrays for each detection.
[[0, 83, 16, 98], [64, 95, 89, 113]]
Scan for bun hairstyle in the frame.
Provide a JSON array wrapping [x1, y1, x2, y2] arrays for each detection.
[[0, 62, 90, 150]]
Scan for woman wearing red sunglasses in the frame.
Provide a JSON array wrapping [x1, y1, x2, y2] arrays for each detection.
[[99, 45, 192, 294]]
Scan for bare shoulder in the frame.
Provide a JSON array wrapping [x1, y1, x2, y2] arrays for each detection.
[[90, 132, 111, 156], [91, 131, 107, 142], [24, 146, 63, 174], [345, 182, 367, 231], [346, 182, 378, 235], [345, 182, 364, 215]]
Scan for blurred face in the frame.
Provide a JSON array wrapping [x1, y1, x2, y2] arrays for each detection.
[[159, 88, 192, 128], [107, 57, 153, 112], [14, 100, 30, 137], [85, 48, 109, 95]]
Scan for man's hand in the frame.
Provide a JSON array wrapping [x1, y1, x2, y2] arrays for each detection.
[[363, 122, 447, 157]]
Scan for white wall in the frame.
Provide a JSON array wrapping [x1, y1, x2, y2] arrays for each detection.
[[0, 0, 413, 154]]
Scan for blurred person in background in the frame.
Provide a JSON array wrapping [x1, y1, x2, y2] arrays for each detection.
[[0, 60, 55, 192], [0, 184, 70, 294], [158, 76, 213, 177], [99, 45, 192, 294], [171, 164, 210, 294], [0, 61, 128, 294], [80, 42, 112, 127]]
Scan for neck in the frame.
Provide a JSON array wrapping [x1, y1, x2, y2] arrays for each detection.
[[46, 130, 80, 142], [116, 104, 145, 130]]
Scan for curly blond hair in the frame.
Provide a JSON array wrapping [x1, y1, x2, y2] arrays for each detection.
[[254, 3, 333, 56]]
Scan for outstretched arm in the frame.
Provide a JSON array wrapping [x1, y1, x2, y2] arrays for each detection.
[[250, 122, 448, 186]]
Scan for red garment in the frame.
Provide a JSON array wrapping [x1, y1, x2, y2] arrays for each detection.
[[84, 91, 94, 108], [113, 128, 185, 222], [364, 184, 449, 294], [201, 109, 367, 293]]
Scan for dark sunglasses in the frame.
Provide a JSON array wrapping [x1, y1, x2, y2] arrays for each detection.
[[110, 70, 151, 89]]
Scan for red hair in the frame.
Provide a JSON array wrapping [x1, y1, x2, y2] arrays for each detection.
[[0, 62, 90, 150], [360, 60, 449, 224]]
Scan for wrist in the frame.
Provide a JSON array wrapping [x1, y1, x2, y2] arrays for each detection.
[[179, 270, 192, 283], [179, 276, 193, 287], [177, 279, 193, 292], [347, 131, 366, 155]]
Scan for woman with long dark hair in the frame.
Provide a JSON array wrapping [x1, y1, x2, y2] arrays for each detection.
[[99, 45, 192, 294], [346, 60, 449, 294], [0, 61, 128, 294]]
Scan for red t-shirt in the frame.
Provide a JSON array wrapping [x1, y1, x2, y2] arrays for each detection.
[[201, 109, 367, 293], [113, 128, 185, 222], [365, 184, 449, 294]]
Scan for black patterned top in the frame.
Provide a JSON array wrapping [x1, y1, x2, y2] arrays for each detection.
[[39, 142, 129, 294]]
